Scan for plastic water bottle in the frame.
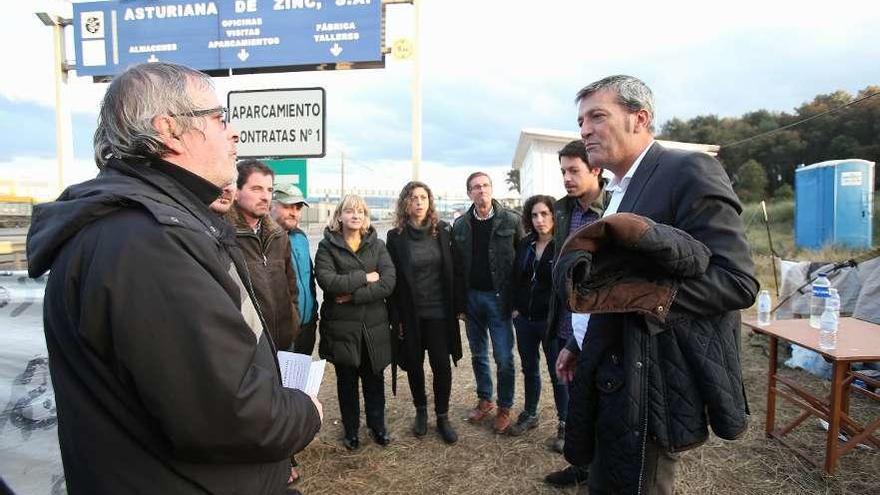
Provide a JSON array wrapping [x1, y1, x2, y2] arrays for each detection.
[[818, 288, 840, 350], [809, 272, 831, 329], [757, 290, 772, 326]]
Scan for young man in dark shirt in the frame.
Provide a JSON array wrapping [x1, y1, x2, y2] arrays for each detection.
[[544, 140, 605, 487]]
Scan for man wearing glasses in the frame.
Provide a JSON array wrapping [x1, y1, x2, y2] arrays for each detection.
[[451, 172, 523, 434], [26, 62, 322, 495]]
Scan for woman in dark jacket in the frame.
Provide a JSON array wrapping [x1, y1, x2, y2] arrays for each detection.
[[315, 194, 396, 450], [507, 195, 568, 437], [386, 181, 463, 444]]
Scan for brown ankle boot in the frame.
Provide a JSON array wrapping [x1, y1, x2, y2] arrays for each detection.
[[493, 407, 512, 433], [467, 399, 495, 423]]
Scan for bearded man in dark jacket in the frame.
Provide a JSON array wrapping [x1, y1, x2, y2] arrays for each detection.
[[554, 75, 759, 495], [227, 159, 301, 351], [26, 62, 322, 495]]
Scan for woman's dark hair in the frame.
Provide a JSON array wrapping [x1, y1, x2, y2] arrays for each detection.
[[521, 195, 556, 235], [393, 181, 440, 237]]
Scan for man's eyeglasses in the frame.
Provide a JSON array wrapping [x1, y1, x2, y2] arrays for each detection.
[[169, 106, 228, 129]]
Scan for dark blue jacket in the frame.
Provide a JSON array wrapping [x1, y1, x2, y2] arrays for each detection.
[[511, 233, 555, 321]]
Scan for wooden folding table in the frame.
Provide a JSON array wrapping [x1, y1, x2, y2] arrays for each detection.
[[744, 317, 880, 474]]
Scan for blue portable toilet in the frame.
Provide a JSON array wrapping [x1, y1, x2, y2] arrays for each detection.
[[794, 159, 875, 249]]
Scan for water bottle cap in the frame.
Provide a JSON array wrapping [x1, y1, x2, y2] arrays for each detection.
[[760, 289, 769, 295], [818, 272, 828, 277]]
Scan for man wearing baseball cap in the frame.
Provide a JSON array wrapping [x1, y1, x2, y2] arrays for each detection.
[[272, 184, 319, 355]]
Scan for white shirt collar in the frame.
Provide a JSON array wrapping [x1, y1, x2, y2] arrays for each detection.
[[605, 140, 655, 194], [472, 205, 495, 221]]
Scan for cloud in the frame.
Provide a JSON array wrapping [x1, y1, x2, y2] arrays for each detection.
[[0, 96, 96, 161], [0, 156, 98, 201], [3, 0, 878, 196]]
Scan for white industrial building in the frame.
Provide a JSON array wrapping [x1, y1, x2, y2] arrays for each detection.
[[512, 128, 720, 200]]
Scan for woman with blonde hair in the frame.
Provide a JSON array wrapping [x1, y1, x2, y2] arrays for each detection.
[[315, 194, 396, 450], [386, 181, 462, 444]]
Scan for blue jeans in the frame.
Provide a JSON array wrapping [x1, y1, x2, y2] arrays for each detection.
[[513, 315, 569, 420], [465, 290, 515, 408]]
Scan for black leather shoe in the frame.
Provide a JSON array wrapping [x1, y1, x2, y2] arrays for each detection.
[[544, 465, 589, 486], [436, 414, 458, 444], [413, 406, 428, 437], [342, 436, 359, 451], [369, 428, 392, 446]]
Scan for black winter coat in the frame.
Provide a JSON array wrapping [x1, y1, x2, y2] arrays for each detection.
[[315, 227, 396, 374], [26, 158, 321, 495], [555, 214, 716, 467], [386, 221, 462, 373]]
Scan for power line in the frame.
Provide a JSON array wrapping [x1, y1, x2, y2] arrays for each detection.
[[721, 90, 880, 149]]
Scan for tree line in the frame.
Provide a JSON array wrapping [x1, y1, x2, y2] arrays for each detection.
[[657, 85, 880, 203]]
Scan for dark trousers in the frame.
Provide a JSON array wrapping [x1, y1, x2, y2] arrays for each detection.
[[293, 320, 317, 356], [513, 315, 568, 420], [406, 318, 453, 415], [335, 343, 386, 438]]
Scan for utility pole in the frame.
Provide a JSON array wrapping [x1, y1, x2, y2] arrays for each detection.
[[411, 0, 422, 181], [36, 12, 73, 196], [384, 0, 422, 180], [340, 150, 345, 199]]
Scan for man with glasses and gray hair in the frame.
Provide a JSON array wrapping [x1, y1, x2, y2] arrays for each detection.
[[556, 75, 757, 494], [26, 62, 322, 495]]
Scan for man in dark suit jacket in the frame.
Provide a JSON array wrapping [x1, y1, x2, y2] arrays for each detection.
[[556, 75, 759, 494]]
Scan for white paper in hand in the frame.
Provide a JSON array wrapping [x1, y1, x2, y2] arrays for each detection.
[[277, 351, 326, 396]]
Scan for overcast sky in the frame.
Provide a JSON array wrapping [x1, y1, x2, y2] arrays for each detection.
[[3, 0, 878, 200]]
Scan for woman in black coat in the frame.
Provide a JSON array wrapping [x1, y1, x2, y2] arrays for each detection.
[[386, 181, 462, 444], [507, 195, 568, 438], [315, 194, 396, 450]]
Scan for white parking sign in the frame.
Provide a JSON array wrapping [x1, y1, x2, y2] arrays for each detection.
[[227, 88, 326, 158]]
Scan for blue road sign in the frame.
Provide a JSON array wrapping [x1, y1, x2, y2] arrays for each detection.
[[72, 0, 383, 77]]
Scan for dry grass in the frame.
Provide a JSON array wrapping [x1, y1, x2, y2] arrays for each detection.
[[291, 213, 880, 494], [291, 322, 880, 494]]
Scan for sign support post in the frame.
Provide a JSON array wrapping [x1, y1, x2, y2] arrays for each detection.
[[411, 0, 422, 181], [37, 12, 74, 196]]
